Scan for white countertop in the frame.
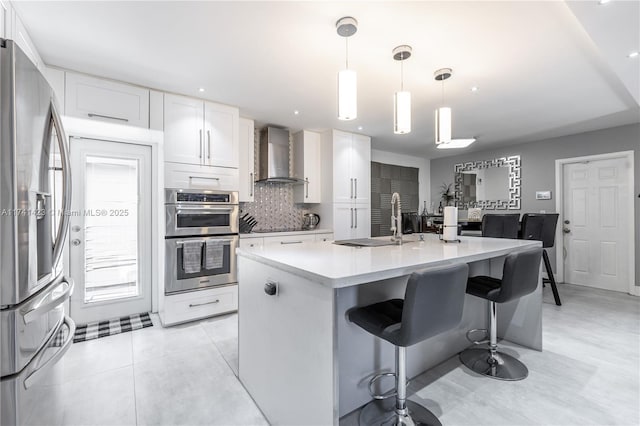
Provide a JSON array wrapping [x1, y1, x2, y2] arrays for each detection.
[[236, 234, 541, 288], [239, 228, 332, 239]]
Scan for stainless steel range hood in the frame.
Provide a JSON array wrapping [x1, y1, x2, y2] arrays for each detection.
[[257, 126, 300, 183]]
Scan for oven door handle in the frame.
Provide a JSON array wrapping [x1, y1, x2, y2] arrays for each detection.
[[174, 238, 234, 245], [176, 207, 234, 215]]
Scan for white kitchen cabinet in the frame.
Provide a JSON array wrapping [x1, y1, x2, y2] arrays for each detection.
[[205, 102, 239, 168], [160, 284, 237, 326], [43, 66, 65, 108], [292, 130, 322, 203], [164, 162, 239, 191], [12, 12, 43, 70], [0, 1, 11, 39], [333, 205, 369, 240], [164, 93, 239, 170], [263, 234, 316, 246], [238, 118, 255, 202], [163, 94, 205, 164], [241, 237, 263, 249], [314, 233, 334, 242], [65, 72, 150, 127], [331, 130, 370, 204]]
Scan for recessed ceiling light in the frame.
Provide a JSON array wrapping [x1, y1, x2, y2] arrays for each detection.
[[294, 110, 299, 115], [598, 0, 611, 5], [628, 51, 639, 58], [471, 86, 479, 92], [357, 126, 363, 131], [198, 88, 205, 92]]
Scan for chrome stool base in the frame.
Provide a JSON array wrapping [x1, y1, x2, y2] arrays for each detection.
[[459, 347, 528, 381], [359, 398, 442, 426]]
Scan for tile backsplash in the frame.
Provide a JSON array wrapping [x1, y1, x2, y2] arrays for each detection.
[[239, 183, 308, 232]]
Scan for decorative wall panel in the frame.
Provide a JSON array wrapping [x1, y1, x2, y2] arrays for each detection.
[[371, 162, 419, 237]]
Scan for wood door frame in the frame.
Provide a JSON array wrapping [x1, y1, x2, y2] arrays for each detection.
[[62, 117, 164, 312], [554, 150, 636, 296]]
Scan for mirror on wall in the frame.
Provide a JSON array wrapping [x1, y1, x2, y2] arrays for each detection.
[[454, 155, 520, 209]]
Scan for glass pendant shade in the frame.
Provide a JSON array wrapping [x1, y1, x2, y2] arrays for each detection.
[[394, 91, 411, 134], [435, 107, 451, 144], [338, 69, 357, 120]]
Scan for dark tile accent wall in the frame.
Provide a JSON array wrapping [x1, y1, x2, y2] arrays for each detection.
[[371, 162, 419, 237]]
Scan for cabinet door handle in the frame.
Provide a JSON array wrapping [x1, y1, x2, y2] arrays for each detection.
[[189, 299, 219, 308], [280, 240, 303, 245], [250, 173, 254, 197], [305, 178, 309, 199], [354, 178, 357, 199], [199, 129, 203, 159], [207, 130, 211, 159], [350, 208, 354, 228], [87, 113, 129, 122], [350, 179, 354, 199], [355, 208, 358, 228]]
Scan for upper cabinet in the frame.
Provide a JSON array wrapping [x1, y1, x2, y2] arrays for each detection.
[[164, 93, 239, 169], [238, 117, 255, 202], [292, 130, 321, 204], [65, 73, 150, 128], [330, 130, 370, 205]]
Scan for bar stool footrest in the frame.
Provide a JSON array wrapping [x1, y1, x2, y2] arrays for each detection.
[[466, 328, 490, 345]]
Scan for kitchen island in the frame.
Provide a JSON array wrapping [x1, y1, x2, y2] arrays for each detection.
[[236, 234, 542, 425]]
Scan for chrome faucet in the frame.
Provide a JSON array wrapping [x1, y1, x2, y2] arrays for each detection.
[[390, 192, 402, 245]]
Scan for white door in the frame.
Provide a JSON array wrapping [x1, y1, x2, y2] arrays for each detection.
[[69, 138, 152, 324], [204, 101, 239, 168], [563, 157, 631, 292], [164, 94, 204, 165]]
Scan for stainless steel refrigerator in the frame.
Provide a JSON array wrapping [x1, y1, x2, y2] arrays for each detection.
[[1, 39, 75, 425]]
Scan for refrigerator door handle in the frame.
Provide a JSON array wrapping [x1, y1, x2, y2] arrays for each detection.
[[49, 100, 72, 272], [23, 315, 76, 390], [23, 276, 74, 324]]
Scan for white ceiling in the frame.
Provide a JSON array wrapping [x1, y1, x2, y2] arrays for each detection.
[[13, 1, 640, 159]]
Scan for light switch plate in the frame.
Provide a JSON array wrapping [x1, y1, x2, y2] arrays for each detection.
[[536, 191, 552, 200]]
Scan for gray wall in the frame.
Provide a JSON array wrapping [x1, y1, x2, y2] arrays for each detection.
[[430, 123, 639, 286]]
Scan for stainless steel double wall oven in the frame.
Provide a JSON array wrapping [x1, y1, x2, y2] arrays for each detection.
[[164, 189, 239, 295]]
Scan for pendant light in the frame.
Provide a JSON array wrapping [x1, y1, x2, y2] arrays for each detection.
[[434, 68, 453, 145], [336, 17, 358, 121], [393, 45, 412, 134]]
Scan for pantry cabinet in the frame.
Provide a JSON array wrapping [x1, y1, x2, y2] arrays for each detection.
[[164, 93, 239, 169], [65, 73, 150, 127], [292, 130, 321, 203], [319, 130, 371, 240], [238, 118, 255, 202], [332, 130, 370, 204], [333, 205, 370, 240]]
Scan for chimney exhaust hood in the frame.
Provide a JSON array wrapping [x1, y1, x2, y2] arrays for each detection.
[[257, 126, 301, 183]]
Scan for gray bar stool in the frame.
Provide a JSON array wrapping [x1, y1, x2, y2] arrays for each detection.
[[348, 263, 469, 426], [459, 247, 542, 381], [481, 214, 520, 239]]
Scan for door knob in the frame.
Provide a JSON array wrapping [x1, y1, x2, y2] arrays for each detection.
[[71, 239, 82, 246], [562, 228, 571, 234]]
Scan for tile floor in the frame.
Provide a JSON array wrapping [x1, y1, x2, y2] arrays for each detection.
[[59, 284, 639, 426]]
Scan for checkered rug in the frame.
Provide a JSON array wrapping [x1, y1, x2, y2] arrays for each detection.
[[73, 312, 153, 343]]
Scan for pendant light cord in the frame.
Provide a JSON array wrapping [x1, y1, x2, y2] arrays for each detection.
[[345, 37, 349, 69], [400, 55, 404, 91]]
